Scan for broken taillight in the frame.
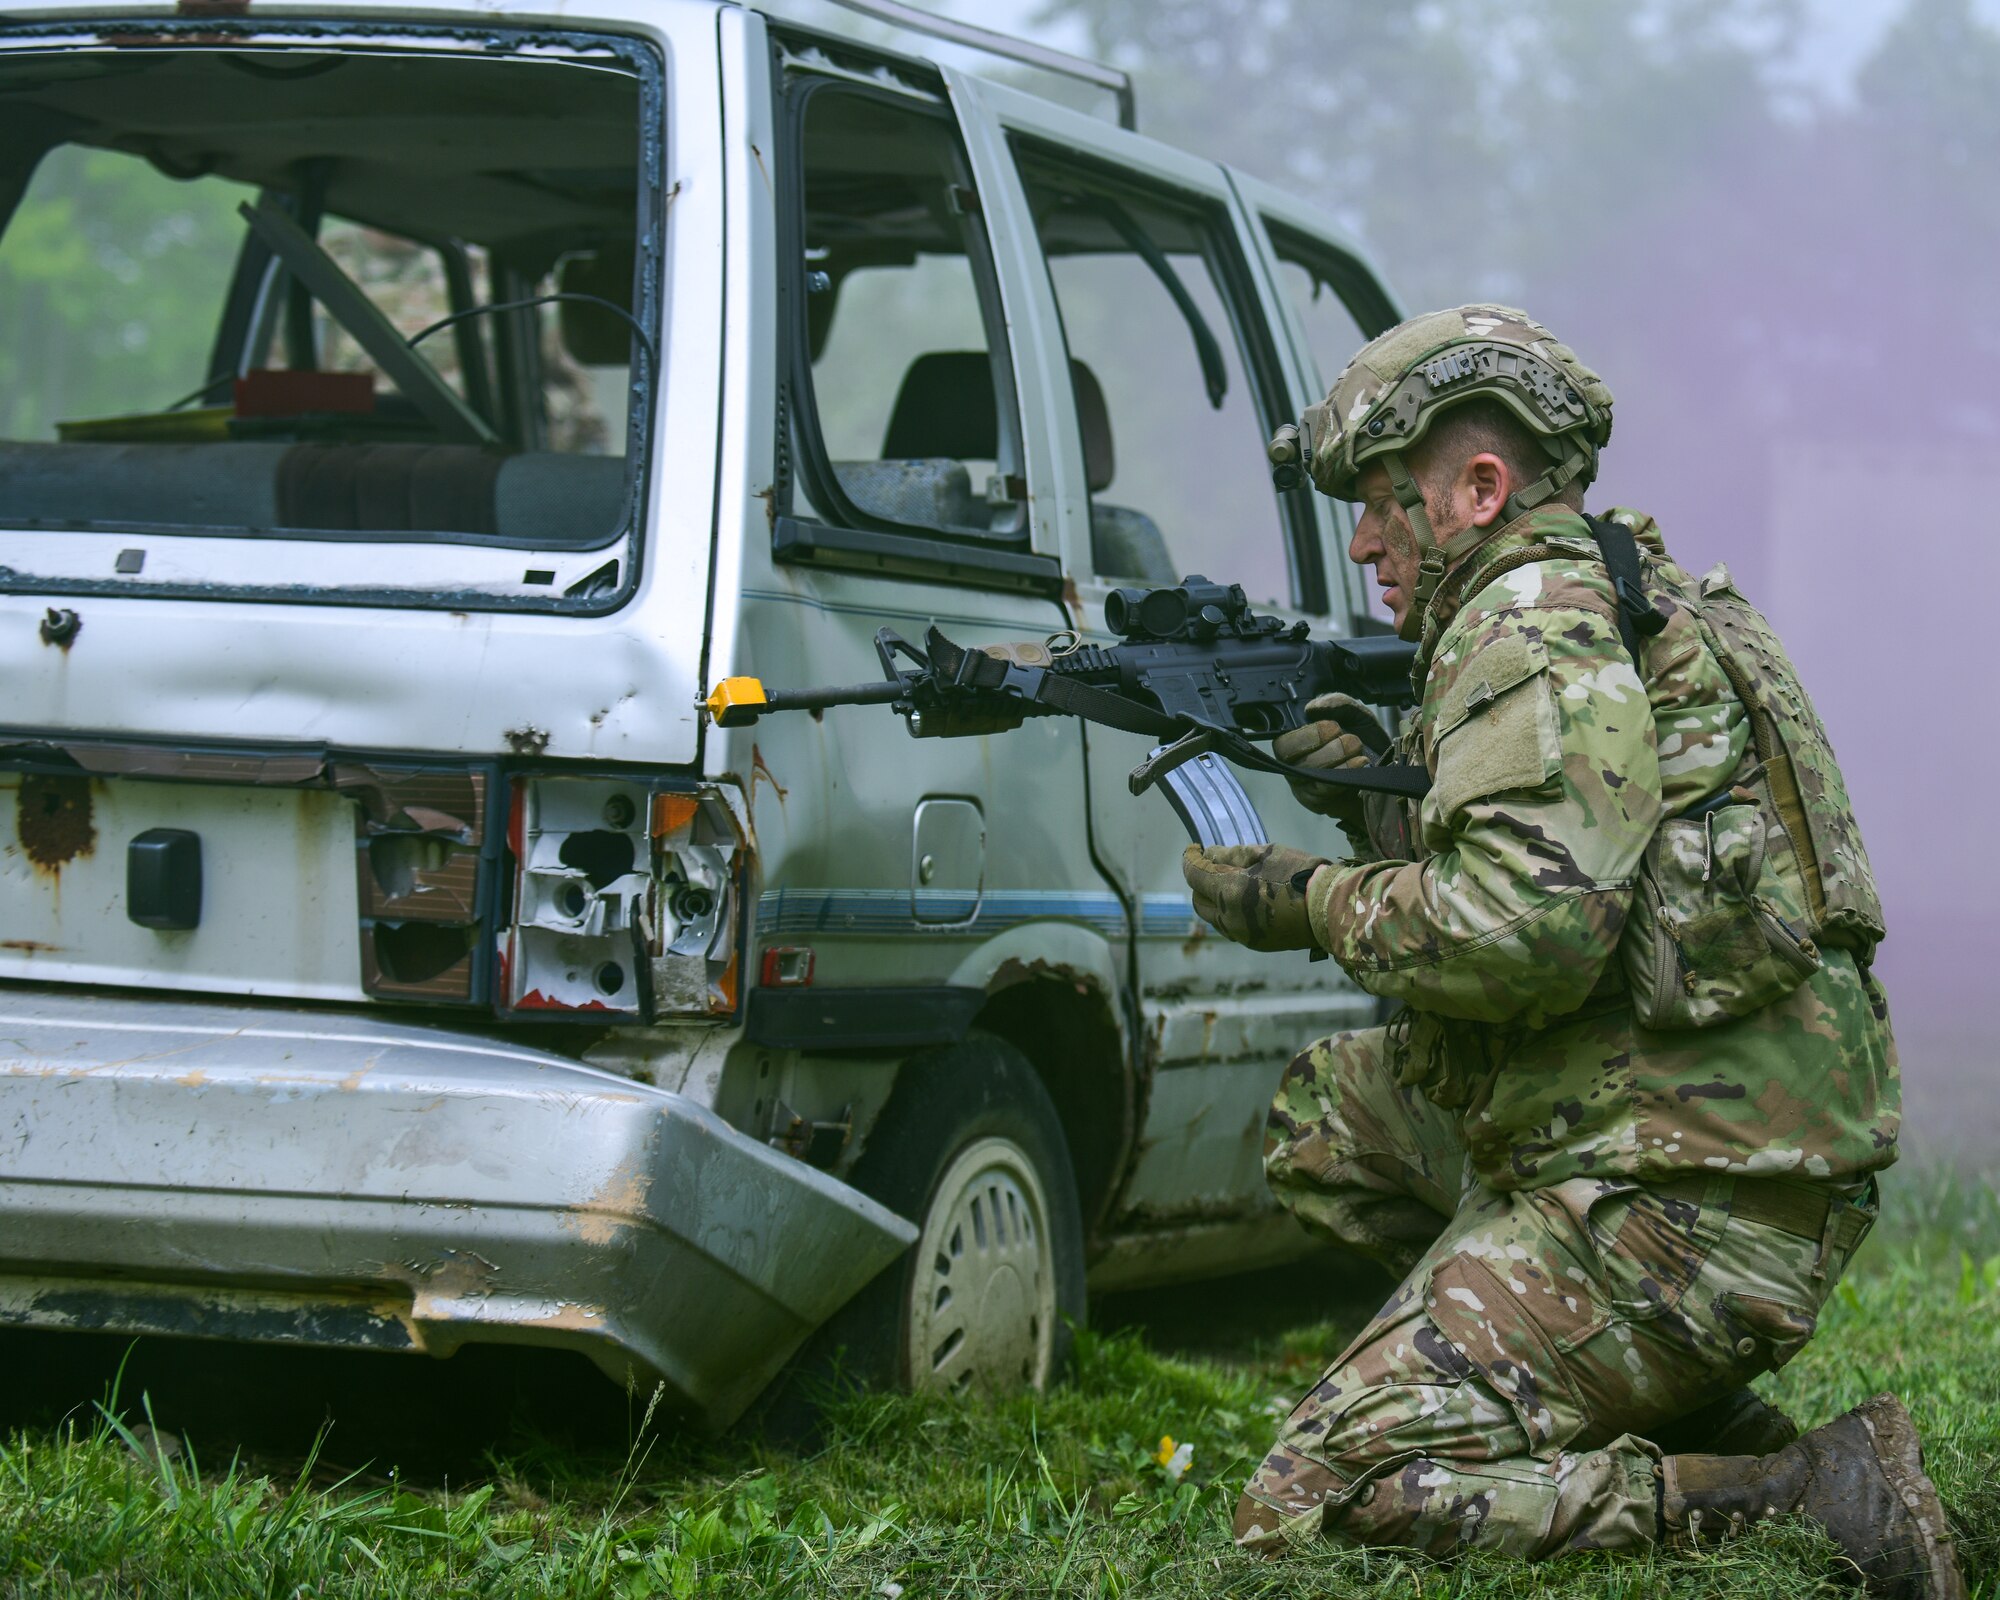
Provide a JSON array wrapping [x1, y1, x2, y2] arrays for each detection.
[[760, 946, 815, 987], [352, 765, 495, 1007], [500, 779, 740, 1018]]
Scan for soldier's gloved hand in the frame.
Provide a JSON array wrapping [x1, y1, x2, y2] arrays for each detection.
[[1271, 693, 1389, 828], [1182, 843, 1330, 952]]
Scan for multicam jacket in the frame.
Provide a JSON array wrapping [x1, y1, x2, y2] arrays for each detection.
[[1304, 504, 1899, 1189]]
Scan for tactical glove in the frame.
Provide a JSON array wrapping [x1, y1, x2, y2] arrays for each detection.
[[1182, 843, 1331, 952], [1271, 693, 1390, 838]]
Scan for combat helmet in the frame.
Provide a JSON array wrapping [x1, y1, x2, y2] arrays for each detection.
[[1269, 305, 1614, 622]]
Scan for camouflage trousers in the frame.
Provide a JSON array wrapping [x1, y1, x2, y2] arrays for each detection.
[[1237, 1026, 1878, 1558]]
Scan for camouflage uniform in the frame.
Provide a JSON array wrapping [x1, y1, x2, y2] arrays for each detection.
[[1226, 309, 1898, 1557]]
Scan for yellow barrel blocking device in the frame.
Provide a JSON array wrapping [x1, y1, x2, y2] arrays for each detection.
[[705, 677, 769, 728]]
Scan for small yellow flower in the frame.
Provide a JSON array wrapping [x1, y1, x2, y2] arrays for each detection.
[[1155, 1435, 1193, 1481]]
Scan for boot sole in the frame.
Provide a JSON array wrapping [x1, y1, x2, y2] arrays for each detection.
[[1855, 1394, 1968, 1600]]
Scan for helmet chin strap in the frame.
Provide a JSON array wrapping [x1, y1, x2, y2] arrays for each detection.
[[1380, 434, 1599, 635], [1503, 433, 1598, 520], [1380, 451, 1501, 632]]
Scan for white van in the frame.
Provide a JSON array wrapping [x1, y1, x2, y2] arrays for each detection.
[[0, 0, 1402, 1428]]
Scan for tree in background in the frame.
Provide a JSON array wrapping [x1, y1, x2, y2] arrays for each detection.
[[1040, 0, 1996, 587], [0, 149, 247, 440]]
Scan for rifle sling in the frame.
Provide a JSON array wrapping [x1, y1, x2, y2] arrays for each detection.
[[1027, 667, 1182, 739], [1583, 515, 1668, 667]]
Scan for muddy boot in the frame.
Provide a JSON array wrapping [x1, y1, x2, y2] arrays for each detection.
[[1661, 1394, 1965, 1599], [1650, 1387, 1800, 1457]]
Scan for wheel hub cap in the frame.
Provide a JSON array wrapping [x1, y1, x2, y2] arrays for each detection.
[[907, 1135, 1056, 1394]]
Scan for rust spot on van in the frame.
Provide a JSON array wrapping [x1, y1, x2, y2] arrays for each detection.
[[0, 940, 62, 954], [750, 744, 788, 808], [38, 608, 81, 650], [17, 774, 95, 877], [561, 1156, 652, 1245]]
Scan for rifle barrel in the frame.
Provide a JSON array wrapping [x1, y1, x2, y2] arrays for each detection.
[[761, 680, 908, 714]]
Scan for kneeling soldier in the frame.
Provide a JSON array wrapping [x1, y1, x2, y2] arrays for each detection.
[[1184, 306, 1961, 1598]]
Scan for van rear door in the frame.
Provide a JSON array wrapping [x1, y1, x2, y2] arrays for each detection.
[[0, 7, 729, 1003]]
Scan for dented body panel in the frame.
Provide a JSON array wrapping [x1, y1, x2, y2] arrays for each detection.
[[0, 988, 915, 1428], [1, 773, 366, 999]]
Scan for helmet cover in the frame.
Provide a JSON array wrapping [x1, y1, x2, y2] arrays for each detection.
[[1299, 304, 1614, 504]]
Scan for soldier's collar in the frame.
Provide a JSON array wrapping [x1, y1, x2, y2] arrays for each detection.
[[1412, 505, 1594, 683]]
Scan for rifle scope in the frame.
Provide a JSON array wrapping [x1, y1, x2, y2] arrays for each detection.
[[1103, 576, 1249, 642]]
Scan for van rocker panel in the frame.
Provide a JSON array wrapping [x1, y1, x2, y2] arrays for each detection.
[[0, 988, 916, 1430]]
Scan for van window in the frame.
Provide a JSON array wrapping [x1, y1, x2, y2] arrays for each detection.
[[1014, 149, 1309, 611], [1272, 253, 1365, 396], [786, 87, 1023, 543], [306, 223, 620, 458], [0, 44, 646, 551]]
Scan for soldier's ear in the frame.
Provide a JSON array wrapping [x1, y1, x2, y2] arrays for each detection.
[[1464, 452, 1511, 527]]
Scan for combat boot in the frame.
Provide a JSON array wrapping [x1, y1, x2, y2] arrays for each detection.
[[1660, 1394, 1965, 1599], [1649, 1386, 1800, 1457]]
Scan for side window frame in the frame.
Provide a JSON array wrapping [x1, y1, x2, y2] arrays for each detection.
[[770, 52, 1058, 593], [1009, 136, 1327, 617], [1262, 218, 1399, 385], [1253, 210, 1404, 632]]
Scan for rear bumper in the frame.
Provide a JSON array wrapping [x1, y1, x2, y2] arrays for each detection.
[[0, 989, 915, 1429]]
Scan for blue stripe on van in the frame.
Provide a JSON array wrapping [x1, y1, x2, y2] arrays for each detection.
[[755, 889, 1199, 939]]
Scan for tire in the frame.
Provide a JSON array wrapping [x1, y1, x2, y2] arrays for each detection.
[[814, 1032, 1087, 1397]]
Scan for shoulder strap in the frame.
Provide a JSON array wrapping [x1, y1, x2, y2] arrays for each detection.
[[1583, 514, 1668, 668]]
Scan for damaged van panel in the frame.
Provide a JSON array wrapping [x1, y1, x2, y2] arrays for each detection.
[[0, 989, 916, 1429]]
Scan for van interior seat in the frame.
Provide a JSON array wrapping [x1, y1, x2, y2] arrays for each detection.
[[0, 441, 626, 544], [1068, 360, 1175, 586], [830, 350, 1177, 583], [832, 350, 996, 532]]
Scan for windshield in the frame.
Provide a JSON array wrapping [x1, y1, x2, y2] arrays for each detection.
[[0, 38, 651, 575]]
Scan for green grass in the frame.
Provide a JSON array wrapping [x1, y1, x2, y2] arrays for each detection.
[[3, 1171, 1996, 1599]]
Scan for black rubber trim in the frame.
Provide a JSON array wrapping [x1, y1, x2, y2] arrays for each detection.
[[744, 984, 986, 1051], [772, 516, 1064, 597]]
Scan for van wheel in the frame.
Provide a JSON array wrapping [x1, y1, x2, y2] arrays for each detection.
[[826, 1033, 1086, 1396], [906, 1132, 1058, 1391]]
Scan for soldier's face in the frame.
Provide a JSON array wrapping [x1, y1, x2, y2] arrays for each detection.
[[1350, 453, 1513, 635], [1350, 464, 1425, 633]]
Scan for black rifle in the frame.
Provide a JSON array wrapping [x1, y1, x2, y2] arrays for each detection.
[[704, 576, 1430, 846]]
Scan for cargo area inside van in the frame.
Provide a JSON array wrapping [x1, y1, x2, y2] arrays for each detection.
[[0, 35, 651, 571]]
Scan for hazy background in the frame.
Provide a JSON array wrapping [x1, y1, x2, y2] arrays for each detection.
[[868, 0, 1996, 1155]]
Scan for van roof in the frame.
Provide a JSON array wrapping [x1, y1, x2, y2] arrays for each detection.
[[0, 0, 1136, 131], [774, 0, 1134, 129]]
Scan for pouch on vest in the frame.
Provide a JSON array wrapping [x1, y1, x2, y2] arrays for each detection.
[[1621, 797, 1824, 1030], [1686, 564, 1886, 963]]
